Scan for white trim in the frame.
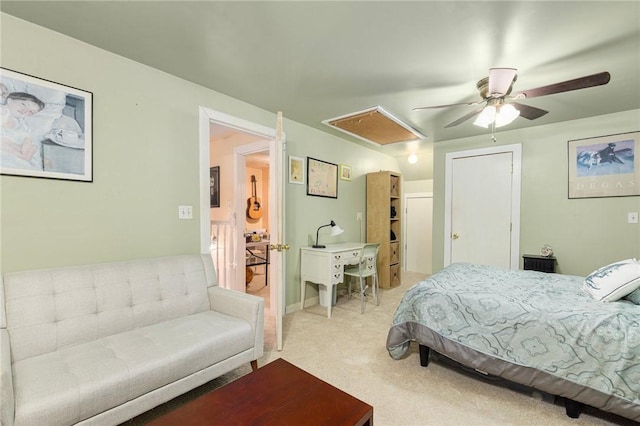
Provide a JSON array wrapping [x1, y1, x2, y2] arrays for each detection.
[[443, 143, 521, 269], [405, 191, 433, 199]]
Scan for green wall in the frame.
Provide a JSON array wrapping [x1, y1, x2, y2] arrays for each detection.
[[283, 120, 398, 307], [0, 14, 399, 310], [433, 110, 640, 276], [5, 13, 639, 310]]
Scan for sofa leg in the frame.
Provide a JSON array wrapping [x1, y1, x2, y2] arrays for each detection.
[[250, 360, 258, 371]]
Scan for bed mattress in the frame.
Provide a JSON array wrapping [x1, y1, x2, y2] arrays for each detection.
[[386, 262, 640, 421]]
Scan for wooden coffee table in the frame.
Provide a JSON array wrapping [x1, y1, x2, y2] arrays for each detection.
[[147, 358, 373, 426]]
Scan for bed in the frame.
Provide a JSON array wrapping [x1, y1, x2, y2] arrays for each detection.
[[386, 262, 640, 421]]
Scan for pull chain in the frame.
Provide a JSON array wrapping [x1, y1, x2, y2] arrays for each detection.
[[490, 120, 497, 143]]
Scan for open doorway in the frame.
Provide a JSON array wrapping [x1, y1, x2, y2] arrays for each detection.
[[200, 108, 281, 351], [208, 125, 263, 290]]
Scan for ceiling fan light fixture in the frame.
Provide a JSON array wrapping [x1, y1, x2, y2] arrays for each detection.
[[473, 103, 520, 129], [494, 103, 520, 128], [473, 105, 496, 128]]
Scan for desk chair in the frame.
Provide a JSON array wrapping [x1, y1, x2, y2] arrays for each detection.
[[343, 243, 380, 314]]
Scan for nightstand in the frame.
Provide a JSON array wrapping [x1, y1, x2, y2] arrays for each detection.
[[523, 255, 556, 273]]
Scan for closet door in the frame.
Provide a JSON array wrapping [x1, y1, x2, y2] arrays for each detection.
[[449, 152, 514, 269]]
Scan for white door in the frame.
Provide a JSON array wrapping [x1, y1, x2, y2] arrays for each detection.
[[271, 112, 286, 351], [199, 107, 286, 350], [404, 194, 432, 274], [444, 144, 521, 269]]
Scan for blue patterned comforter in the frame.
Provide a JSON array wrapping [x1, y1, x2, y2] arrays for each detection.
[[387, 263, 640, 408]]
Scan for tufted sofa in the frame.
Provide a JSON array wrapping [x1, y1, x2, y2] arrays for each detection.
[[0, 254, 264, 426]]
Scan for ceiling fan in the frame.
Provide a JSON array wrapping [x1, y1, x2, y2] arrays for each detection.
[[413, 68, 611, 129]]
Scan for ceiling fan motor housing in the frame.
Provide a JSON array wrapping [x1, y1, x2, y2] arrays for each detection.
[[477, 74, 517, 99]]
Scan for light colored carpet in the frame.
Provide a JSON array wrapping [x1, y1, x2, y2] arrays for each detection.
[[128, 271, 634, 425]]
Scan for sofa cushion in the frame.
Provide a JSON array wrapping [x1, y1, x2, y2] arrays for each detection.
[[5, 255, 213, 362], [12, 311, 253, 426]]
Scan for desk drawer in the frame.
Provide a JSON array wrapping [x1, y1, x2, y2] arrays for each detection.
[[333, 249, 361, 265]]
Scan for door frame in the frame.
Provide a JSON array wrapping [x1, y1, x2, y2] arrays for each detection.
[[199, 107, 284, 349], [199, 107, 277, 254], [443, 144, 522, 269]]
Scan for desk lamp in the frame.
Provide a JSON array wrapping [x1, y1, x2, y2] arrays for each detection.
[[313, 220, 344, 248]]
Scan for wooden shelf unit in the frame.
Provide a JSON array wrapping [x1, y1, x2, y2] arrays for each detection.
[[366, 171, 401, 288]]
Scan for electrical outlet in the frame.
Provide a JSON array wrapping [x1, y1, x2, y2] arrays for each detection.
[[356, 212, 362, 221], [628, 212, 638, 224], [178, 205, 193, 220]]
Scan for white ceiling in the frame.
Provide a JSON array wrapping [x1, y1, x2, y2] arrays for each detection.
[[3, 1, 639, 181]]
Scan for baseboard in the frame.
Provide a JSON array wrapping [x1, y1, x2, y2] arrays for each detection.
[[285, 295, 319, 314]]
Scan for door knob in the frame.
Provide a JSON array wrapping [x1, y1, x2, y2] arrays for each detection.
[[451, 233, 459, 240]]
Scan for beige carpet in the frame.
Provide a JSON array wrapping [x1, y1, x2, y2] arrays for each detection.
[[128, 271, 634, 425]]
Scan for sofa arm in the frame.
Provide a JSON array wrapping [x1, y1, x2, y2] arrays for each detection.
[[208, 287, 264, 360], [1, 328, 14, 426]]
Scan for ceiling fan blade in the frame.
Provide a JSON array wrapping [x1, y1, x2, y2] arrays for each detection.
[[413, 100, 481, 111], [488, 68, 517, 96], [444, 107, 484, 128], [511, 102, 549, 120], [516, 71, 610, 99]]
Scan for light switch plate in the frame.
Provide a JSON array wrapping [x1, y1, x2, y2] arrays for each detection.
[[628, 212, 638, 224], [178, 205, 193, 219]]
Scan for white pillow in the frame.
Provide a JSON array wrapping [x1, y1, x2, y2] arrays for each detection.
[[582, 258, 640, 302]]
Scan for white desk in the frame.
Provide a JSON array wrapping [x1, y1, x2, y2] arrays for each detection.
[[300, 242, 365, 318]]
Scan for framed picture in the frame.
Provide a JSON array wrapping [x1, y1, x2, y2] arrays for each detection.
[[210, 166, 220, 207], [307, 157, 338, 198], [340, 164, 352, 181], [568, 131, 640, 199], [288, 155, 304, 184], [0, 67, 93, 182]]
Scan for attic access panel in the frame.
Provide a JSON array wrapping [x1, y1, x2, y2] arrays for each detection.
[[323, 106, 425, 145]]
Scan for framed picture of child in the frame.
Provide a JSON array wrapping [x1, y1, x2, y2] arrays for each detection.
[[1, 67, 93, 182]]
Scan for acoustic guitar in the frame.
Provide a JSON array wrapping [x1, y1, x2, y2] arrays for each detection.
[[247, 175, 263, 219]]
